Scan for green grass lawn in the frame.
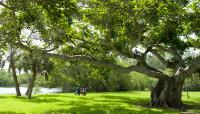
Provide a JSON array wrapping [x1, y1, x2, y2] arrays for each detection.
[[0, 91, 199, 114]]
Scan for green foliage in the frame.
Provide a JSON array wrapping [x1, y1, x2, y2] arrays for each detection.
[[48, 60, 125, 92], [146, 55, 166, 70], [184, 74, 200, 91], [17, 73, 30, 86], [0, 70, 13, 86], [33, 86, 41, 94], [0, 0, 200, 101], [46, 59, 157, 92], [34, 74, 49, 87], [129, 72, 157, 90], [18, 73, 48, 87]]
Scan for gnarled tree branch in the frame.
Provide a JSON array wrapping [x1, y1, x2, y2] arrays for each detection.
[[12, 40, 168, 79], [175, 56, 200, 79], [47, 52, 167, 79]]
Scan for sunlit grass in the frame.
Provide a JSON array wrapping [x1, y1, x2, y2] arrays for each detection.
[[0, 91, 199, 114]]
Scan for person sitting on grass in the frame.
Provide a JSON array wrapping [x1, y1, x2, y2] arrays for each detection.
[[82, 86, 87, 96], [75, 85, 81, 96]]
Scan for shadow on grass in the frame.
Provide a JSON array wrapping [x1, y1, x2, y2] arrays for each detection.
[[97, 95, 179, 113], [3, 95, 65, 103], [1, 92, 199, 114], [45, 106, 107, 114], [22, 97, 64, 103], [45, 95, 177, 114], [0, 94, 68, 104], [184, 101, 200, 110], [0, 96, 10, 99], [0, 111, 25, 114], [45, 103, 161, 114]]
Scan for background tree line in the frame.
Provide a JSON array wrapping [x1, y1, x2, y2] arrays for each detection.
[[1, 55, 200, 92]]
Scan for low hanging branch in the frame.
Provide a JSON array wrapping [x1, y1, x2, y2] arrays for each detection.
[[12, 40, 168, 79], [47, 52, 167, 79], [175, 56, 200, 79]]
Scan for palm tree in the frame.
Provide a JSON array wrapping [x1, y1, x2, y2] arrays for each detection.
[[7, 49, 21, 96], [15, 51, 53, 98]]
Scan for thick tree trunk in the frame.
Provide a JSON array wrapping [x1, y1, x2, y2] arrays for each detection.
[[10, 54, 21, 96], [150, 77, 185, 108], [26, 60, 37, 99]]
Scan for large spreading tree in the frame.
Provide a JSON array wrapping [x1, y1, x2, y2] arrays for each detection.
[[0, 0, 200, 108]]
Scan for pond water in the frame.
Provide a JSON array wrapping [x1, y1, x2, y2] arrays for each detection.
[[0, 87, 62, 94]]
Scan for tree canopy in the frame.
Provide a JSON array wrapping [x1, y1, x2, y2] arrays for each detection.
[[0, 0, 200, 108]]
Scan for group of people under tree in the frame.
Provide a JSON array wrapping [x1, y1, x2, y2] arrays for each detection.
[[75, 85, 87, 96]]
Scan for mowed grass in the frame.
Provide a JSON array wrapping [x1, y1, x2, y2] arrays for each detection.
[[0, 91, 200, 114]]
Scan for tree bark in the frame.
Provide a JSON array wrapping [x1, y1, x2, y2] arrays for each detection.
[[26, 60, 37, 99], [10, 54, 21, 96], [25, 79, 31, 96], [150, 77, 185, 108]]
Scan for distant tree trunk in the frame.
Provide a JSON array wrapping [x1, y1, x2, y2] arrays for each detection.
[[186, 90, 190, 98], [25, 80, 31, 95], [10, 53, 21, 96], [26, 60, 37, 99], [150, 77, 185, 108]]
